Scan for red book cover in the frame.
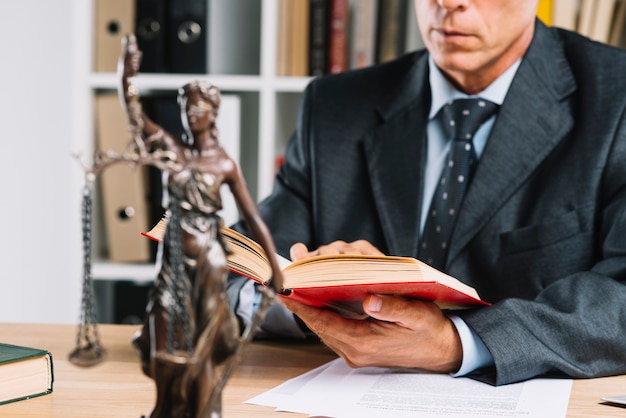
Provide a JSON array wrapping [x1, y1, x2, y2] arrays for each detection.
[[327, 0, 349, 74], [285, 282, 489, 319]]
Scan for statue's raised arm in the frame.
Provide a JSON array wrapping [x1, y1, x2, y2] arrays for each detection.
[[118, 34, 167, 142]]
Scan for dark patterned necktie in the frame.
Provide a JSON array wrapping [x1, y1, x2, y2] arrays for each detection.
[[419, 98, 498, 270]]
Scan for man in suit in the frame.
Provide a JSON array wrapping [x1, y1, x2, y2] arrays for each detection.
[[229, 0, 626, 385]]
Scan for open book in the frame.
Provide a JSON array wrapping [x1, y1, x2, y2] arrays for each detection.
[[143, 217, 489, 317]]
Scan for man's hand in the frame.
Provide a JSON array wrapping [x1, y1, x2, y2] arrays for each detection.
[[283, 240, 463, 373], [281, 294, 462, 372]]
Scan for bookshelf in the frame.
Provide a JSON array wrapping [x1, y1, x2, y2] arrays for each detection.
[[81, 0, 311, 283], [70, 0, 423, 323], [80, 0, 422, 286]]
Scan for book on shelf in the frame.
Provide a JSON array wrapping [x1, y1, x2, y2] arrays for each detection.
[[591, 0, 619, 43], [0, 343, 53, 405], [276, 0, 291, 76], [609, 0, 626, 47], [309, 0, 330, 76], [349, 0, 379, 69], [276, 0, 310, 76], [143, 219, 490, 319], [578, 0, 619, 43], [327, 0, 350, 74], [577, 0, 596, 38], [552, 0, 579, 31], [375, 0, 408, 64]]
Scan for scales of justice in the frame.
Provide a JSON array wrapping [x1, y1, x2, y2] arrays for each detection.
[[70, 34, 286, 418]]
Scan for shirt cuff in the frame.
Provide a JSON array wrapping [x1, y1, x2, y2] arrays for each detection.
[[235, 279, 307, 339], [257, 302, 308, 339], [448, 314, 494, 377]]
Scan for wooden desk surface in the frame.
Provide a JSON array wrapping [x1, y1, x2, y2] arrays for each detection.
[[0, 323, 625, 417]]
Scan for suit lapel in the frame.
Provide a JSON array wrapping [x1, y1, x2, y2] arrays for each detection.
[[448, 23, 577, 265], [363, 54, 430, 256]]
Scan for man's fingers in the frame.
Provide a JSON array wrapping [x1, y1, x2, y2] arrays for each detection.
[[289, 242, 310, 262], [291, 240, 385, 259], [363, 295, 442, 329]]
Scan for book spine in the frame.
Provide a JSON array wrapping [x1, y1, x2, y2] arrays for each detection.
[[309, 0, 330, 76], [609, 0, 626, 47], [375, 0, 408, 63], [552, 0, 579, 31], [327, 0, 350, 74], [290, 0, 311, 76], [349, 0, 378, 69], [277, 0, 292, 76], [577, 0, 596, 37], [590, 0, 619, 43]]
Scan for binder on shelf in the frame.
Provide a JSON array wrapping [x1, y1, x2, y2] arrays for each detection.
[[135, 0, 167, 73], [94, 0, 136, 72], [95, 93, 151, 263], [167, 0, 208, 73], [375, 0, 408, 64]]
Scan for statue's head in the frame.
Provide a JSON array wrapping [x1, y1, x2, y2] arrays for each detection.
[[179, 81, 221, 110], [178, 81, 221, 145]]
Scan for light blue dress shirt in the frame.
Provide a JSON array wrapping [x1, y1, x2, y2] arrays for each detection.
[[426, 57, 521, 376]]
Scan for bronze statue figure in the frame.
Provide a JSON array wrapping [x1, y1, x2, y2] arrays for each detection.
[[76, 34, 284, 418]]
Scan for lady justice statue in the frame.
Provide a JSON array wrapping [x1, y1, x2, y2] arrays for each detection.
[[73, 34, 285, 418]]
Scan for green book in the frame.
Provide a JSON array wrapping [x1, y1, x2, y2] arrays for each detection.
[[0, 343, 54, 405]]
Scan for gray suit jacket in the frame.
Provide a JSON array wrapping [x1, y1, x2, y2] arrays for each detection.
[[244, 21, 626, 385]]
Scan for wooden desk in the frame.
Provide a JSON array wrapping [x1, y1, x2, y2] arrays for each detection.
[[1, 323, 624, 417]]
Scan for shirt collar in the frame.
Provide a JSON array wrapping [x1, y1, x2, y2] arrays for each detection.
[[428, 56, 521, 119]]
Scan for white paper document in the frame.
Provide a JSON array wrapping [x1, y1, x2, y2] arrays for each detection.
[[247, 358, 573, 418]]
